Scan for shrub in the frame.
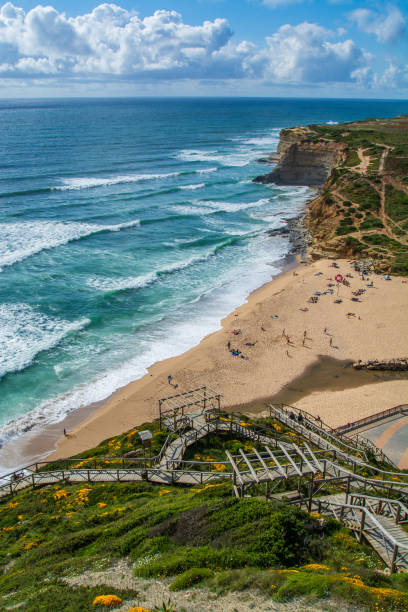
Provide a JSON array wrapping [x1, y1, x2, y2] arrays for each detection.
[[169, 567, 213, 590], [93, 594, 123, 607], [336, 225, 357, 236], [385, 185, 408, 221], [360, 214, 384, 230]]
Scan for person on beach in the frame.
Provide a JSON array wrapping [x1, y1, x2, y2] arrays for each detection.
[[63, 428, 67, 437], [168, 375, 173, 385], [329, 337, 333, 347], [227, 341, 231, 350], [282, 329, 286, 336]]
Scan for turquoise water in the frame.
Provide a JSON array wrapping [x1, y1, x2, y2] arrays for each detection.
[[0, 97, 406, 458]]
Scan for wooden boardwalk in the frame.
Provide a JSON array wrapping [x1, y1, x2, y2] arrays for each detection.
[[313, 493, 408, 572], [2, 403, 408, 572]]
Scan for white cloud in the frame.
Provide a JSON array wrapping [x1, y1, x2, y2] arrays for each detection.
[[252, 23, 369, 83], [0, 2, 404, 93], [349, 5, 406, 44]]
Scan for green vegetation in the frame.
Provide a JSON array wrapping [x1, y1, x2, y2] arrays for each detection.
[[385, 185, 408, 222], [341, 178, 380, 212], [1, 410, 408, 611], [302, 115, 408, 273], [336, 225, 357, 236], [360, 214, 384, 230], [169, 567, 213, 591]]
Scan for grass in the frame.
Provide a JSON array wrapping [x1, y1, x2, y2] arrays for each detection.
[[341, 178, 380, 213], [385, 185, 408, 222], [1, 413, 408, 611], [360, 214, 384, 230]]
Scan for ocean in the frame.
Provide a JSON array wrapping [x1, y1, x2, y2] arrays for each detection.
[[0, 97, 406, 464]]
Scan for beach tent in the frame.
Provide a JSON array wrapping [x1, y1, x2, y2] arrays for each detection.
[[384, 275, 391, 280]]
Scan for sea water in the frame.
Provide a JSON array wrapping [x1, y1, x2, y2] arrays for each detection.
[[0, 97, 406, 462]]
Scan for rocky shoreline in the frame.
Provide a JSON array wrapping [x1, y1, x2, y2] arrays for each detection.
[[353, 358, 408, 371]]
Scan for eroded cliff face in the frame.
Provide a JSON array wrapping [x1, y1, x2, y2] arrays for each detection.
[[253, 128, 345, 187]]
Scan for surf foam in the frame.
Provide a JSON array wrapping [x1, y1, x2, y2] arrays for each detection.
[[0, 219, 140, 271], [0, 303, 89, 380]]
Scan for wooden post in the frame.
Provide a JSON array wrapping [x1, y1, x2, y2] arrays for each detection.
[[308, 473, 314, 512], [359, 511, 366, 543], [396, 504, 401, 524], [391, 544, 399, 574]]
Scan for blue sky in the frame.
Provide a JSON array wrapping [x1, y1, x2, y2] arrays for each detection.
[[0, 1, 406, 98]]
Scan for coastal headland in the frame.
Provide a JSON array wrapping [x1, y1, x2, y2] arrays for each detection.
[[15, 115, 408, 468]]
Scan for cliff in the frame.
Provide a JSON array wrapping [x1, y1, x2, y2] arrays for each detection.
[[254, 127, 345, 187], [255, 116, 408, 273]]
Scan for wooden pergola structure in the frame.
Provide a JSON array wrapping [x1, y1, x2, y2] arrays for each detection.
[[158, 386, 222, 430]]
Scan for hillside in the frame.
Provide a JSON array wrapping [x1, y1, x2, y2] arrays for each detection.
[[255, 115, 408, 274], [2, 407, 408, 611]]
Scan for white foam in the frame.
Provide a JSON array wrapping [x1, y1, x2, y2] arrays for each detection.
[[54, 172, 181, 191], [0, 303, 89, 380], [0, 219, 140, 271], [179, 183, 205, 191], [86, 254, 214, 293], [196, 198, 270, 213], [326, 121, 339, 125], [86, 272, 156, 292], [196, 167, 217, 174], [176, 149, 252, 167]]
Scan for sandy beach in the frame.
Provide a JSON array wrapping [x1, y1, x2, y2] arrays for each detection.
[[36, 256, 407, 463]]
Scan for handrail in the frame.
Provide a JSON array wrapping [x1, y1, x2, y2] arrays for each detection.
[[336, 404, 408, 434], [316, 499, 408, 550], [269, 402, 371, 460], [270, 402, 397, 470], [348, 493, 408, 524]]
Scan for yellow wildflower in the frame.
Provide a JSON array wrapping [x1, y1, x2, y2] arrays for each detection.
[[53, 489, 68, 501], [303, 563, 330, 571], [127, 607, 150, 612], [98, 502, 107, 509], [159, 489, 172, 496], [92, 594, 123, 607]]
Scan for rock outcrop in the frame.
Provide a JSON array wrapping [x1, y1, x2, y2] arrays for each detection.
[[353, 358, 408, 371], [254, 116, 408, 274], [253, 127, 345, 187]]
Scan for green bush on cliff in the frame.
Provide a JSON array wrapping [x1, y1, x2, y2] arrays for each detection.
[[360, 214, 384, 230], [336, 224, 357, 236], [385, 185, 408, 221]]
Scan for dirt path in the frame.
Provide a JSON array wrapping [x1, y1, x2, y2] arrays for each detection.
[[356, 147, 370, 174], [65, 560, 352, 612]]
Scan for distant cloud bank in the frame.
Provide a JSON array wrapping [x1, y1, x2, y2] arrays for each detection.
[[0, 2, 406, 92]]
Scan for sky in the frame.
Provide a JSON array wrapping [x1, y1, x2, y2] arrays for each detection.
[[0, 1, 406, 98]]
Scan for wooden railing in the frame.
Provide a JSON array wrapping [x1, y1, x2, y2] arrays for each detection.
[[335, 404, 408, 434], [308, 498, 408, 572]]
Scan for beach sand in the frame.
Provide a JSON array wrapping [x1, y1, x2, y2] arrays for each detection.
[[42, 257, 408, 463]]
